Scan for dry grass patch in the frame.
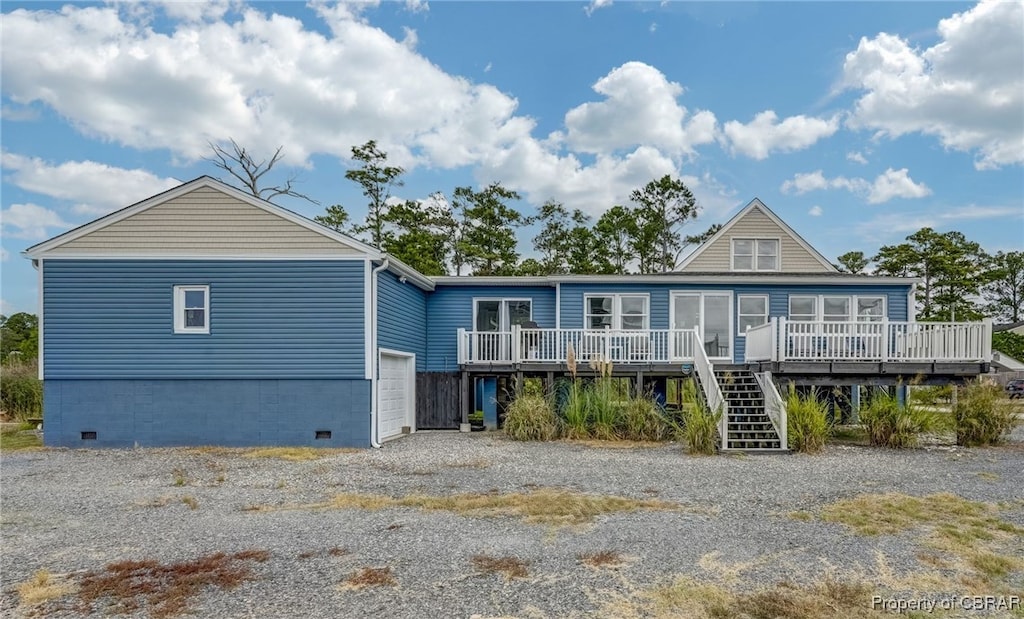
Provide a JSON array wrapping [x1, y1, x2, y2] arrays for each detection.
[[244, 447, 356, 461], [568, 439, 666, 449], [579, 550, 625, 569], [181, 496, 198, 510], [637, 576, 878, 619], [269, 488, 684, 526], [447, 458, 491, 469], [74, 550, 269, 618], [341, 567, 397, 590], [17, 570, 75, 607], [472, 555, 529, 580], [0, 428, 42, 451]]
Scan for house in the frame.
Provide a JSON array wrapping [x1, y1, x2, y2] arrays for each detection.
[[25, 178, 992, 450]]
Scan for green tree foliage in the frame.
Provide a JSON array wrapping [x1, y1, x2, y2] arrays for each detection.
[[982, 251, 1024, 322], [345, 140, 405, 248], [382, 196, 456, 276], [629, 175, 699, 273], [992, 331, 1024, 360], [529, 202, 611, 275], [451, 183, 524, 276], [0, 313, 38, 362], [593, 205, 636, 275], [873, 228, 987, 320], [835, 251, 869, 274], [313, 204, 351, 233]]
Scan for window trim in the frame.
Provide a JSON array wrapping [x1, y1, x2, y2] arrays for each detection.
[[731, 238, 781, 272], [787, 294, 888, 322], [737, 294, 769, 337], [472, 298, 533, 332], [583, 293, 650, 331], [173, 285, 210, 334]]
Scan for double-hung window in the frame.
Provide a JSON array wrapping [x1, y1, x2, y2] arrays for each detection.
[[788, 296, 817, 322], [174, 285, 209, 334], [856, 297, 885, 321], [732, 239, 779, 271], [737, 295, 769, 335], [822, 296, 851, 322], [585, 295, 649, 330]]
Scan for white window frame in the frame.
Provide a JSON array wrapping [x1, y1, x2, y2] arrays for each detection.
[[788, 294, 888, 322], [731, 238, 781, 272], [472, 298, 533, 332], [737, 294, 769, 336], [822, 295, 852, 322], [174, 285, 210, 334], [584, 294, 650, 330]]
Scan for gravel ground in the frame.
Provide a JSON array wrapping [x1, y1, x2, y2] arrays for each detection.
[[2, 429, 1023, 618]]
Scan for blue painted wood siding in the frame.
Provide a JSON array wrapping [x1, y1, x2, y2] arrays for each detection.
[[425, 285, 556, 371], [377, 270, 428, 371], [43, 260, 366, 379]]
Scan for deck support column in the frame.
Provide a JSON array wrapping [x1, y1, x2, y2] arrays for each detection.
[[850, 385, 860, 424], [460, 372, 471, 432]]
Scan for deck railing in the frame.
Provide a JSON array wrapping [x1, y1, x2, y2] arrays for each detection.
[[744, 318, 992, 363], [753, 371, 787, 450], [691, 333, 729, 450], [457, 327, 699, 365]]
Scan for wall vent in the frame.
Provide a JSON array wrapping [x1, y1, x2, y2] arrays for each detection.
[[315, 430, 332, 440], [81, 431, 97, 440]]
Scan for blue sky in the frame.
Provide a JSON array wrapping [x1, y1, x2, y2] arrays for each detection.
[[2, 0, 1022, 314]]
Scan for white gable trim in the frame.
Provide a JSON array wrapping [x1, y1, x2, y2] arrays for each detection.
[[677, 198, 836, 272], [23, 176, 381, 259]]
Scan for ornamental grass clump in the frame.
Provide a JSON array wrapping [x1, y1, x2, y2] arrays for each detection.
[[619, 392, 675, 442], [587, 358, 619, 440], [955, 380, 1018, 447], [679, 378, 719, 455], [503, 392, 560, 441], [785, 385, 831, 454], [860, 387, 942, 448], [562, 343, 590, 439]]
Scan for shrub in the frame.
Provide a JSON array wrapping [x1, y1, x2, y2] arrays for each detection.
[[562, 380, 590, 439], [679, 379, 720, 455], [587, 378, 619, 440], [619, 393, 674, 442], [0, 361, 42, 421], [909, 385, 952, 407], [785, 386, 831, 454], [860, 388, 942, 448], [955, 380, 1019, 447], [503, 393, 560, 441]]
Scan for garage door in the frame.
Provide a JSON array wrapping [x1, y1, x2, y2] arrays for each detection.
[[378, 353, 413, 440]]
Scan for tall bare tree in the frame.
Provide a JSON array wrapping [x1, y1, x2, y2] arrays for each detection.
[[205, 139, 318, 204]]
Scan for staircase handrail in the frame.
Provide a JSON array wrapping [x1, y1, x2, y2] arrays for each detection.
[[753, 371, 787, 450], [691, 327, 728, 450]]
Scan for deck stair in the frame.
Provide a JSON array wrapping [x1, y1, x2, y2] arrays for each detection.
[[714, 367, 785, 451]]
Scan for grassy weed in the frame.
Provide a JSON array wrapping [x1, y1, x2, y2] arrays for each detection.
[[955, 380, 1019, 447], [786, 386, 831, 453]]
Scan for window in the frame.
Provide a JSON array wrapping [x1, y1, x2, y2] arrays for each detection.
[[474, 299, 532, 331], [822, 296, 851, 322], [857, 297, 885, 322], [585, 294, 649, 330], [732, 239, 779, 271], [174, 285, 209, 334], [737, 295, 769, 335], [789, 296, 817, 322]]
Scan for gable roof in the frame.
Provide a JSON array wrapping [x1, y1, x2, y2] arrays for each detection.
[[676, 198, 837, 272], [23, 175, 380, 259]]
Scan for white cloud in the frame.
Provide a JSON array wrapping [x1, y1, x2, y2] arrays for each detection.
[[1, 203, 71, 240], [0, 299, 13, 315], [563, 62, 717, 157], [781, 168, 929, 204], [867, 167, 931, 204], [585, 0, 612, 17], [721, 111, 839, 159], [404, 0, 429, 13], [483, 62, 492, 73], [1, 152, 180, 215], [0, 246, 8, 262], [154, 0, 233, 22], [856, 204, 1022, 239], [846, 151, 868, 164], [842, 0, 1024, 169], [808, 205, 823, 216], [401, 26, 418, 50], [649, 22, 657, 33]]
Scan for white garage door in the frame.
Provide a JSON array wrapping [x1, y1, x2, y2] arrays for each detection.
[[378, 353, 413, 440]]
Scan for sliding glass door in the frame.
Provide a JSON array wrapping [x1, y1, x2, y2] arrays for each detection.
[[671, 292, 733, 360]]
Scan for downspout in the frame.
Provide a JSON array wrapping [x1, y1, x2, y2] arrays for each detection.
[[369, 257, 390, 448]]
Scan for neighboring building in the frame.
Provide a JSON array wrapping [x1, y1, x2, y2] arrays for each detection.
[[25, 179, 992, 450]]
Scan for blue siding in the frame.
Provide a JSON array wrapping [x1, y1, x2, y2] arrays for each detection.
[[44, 379, 370, 448], [425, 285, 556, 371], [43, 260, 365, 379], [377, 270, 428, 371], [559, 282, 912, 363]]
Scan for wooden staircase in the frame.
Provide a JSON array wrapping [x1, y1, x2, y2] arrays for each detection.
[[714, 367, 785, 451]]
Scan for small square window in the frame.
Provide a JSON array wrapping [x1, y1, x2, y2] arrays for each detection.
[[733, 239, 779, 271], [738, 295, 769, 335], [174, 285, 209, 334]]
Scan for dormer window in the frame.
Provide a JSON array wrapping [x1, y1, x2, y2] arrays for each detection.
[[732, 238, 779, 271]]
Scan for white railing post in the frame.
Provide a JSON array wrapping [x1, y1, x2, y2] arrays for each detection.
[[777, 317, 787, 361], [510, 325, 521, 363], [457, 328, 467, 364], [981, 318, 993, 362], [770, 316, 779, 362], [881, 318, 890, 362]]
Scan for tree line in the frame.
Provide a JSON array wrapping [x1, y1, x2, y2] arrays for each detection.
[[209, 139, 1023, 324]]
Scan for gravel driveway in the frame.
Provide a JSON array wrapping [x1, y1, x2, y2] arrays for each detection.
[[2, 430, 1023, 618]]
